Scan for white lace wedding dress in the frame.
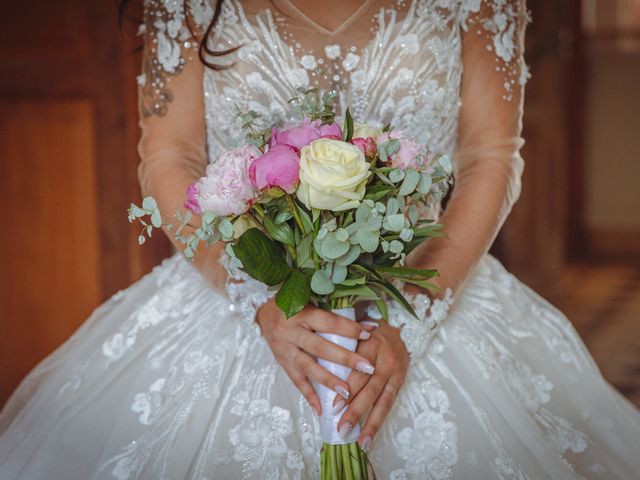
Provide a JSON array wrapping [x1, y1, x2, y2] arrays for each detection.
[[1, 1, 639, 479]]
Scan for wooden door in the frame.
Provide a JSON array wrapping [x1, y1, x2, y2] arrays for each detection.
[[496, 0, 579, 300], [0, 0, 170, 406]]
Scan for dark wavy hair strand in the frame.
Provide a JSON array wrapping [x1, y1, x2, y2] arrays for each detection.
[[117, 0, 239, 70]]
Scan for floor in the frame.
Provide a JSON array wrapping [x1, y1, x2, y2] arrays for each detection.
[[556, 260, 640, 407]]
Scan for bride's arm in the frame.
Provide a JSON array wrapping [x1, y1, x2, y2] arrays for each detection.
[[408, 0, 529, 297], [136, 1, 227, 290]]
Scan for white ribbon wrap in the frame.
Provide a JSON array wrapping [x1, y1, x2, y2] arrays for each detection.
[[313, 307, 361, 445]]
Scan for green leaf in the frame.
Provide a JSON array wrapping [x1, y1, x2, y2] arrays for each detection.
[[371, 280, 418, 319], [399, 169, 420, 196], [311, 269, 335, 295], [374, 299, 389, 321], [340, 275, 367, 286], [330, 285, 378, 300], [275, 270, 311, 318], [343, 107, 354, 142], [296, 234, 315, 269], [274, 210, 293, 224], [138, 234, 146, 245], [374, 266, 439, 279], [263, 215, 296, 248], [296, 204, 314, 233], [364, 185, 394, 202], [232, 228, 291, 286]]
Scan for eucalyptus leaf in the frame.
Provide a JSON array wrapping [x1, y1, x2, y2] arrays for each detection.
[[384, 214, 406, 232], [417, 172, 432, 194], [389, 240, 404, 254], [326, 263, 348, 284], [319, 231, 350, 259], [399, 228, 414, 242], [151, 210, 162, 228], [311, 269, 335, 295], [399, 169, 420, 196], [142, 196, 157, 211], [335, 244, 361, 266], [138, 235, 146, 245], [388, 169, 405, 183]]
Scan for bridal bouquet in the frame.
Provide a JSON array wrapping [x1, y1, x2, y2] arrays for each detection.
[[129, 88, 452, 479]]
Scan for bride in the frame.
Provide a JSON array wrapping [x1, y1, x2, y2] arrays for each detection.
[[1, 0, 639, 478]]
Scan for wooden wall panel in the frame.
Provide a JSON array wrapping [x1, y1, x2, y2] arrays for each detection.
[[0, 100, 101, 400]]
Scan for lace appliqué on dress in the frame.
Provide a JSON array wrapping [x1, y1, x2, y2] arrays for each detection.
[[386, 287, 454, 359], [139, 0, 213, 117]]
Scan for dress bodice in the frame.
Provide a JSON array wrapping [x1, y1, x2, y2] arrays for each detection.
[[137, 0, 529, 296], [203, 0, 469, 160], [139, 0, 527, 162]]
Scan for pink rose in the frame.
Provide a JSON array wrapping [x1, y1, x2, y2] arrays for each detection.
[[270, 118, 342, 150], [351, 137, 377, 159], [184, 182, 202, 214], [191, 145, 260, 216], [376, 131, 423, 169], [249, 144, 300, 194]]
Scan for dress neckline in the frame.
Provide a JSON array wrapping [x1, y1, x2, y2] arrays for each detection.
[[280, 0, 375, 36]]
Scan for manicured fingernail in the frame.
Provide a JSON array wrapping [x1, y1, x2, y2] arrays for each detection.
[[355, 361, 375, 375], [312, 404, 321, 416], [335, 385, 349, 400], [359, 435, 371, 451], [359, 330, 371, 340], [338, 422, 352, 438], [361, 320, 379, 330], [332, 398, 346, 415]]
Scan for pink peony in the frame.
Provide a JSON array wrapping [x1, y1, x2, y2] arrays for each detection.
[[376, 131, 423, 169], [270, 118, 343, 150], [249, 144, 300, 194], [351, 137, 377, 159], [184, 182, 202, 214], [191, 145, 260, 216]]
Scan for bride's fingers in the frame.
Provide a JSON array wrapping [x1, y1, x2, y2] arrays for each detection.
[[289, 350, 352, 401], [302, 308, 376, 339], [297, 330, 375, 374], [332, 370, 368, 413], [337, 371, 386, 433], [280, 359, 322, 416], [357, 381, 400, 450]]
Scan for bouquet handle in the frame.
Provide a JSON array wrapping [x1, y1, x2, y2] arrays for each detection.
[[315, 307, 361, 444]]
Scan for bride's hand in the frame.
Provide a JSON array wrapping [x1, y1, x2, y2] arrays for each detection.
[[256, 299, 377, 416], [334, 319, 409, 450]]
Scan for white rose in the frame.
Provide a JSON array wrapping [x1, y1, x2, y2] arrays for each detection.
[[296, 139, 371, 211], [352, 122, 383, 140]]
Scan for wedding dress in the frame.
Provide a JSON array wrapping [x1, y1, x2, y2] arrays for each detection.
[[1, 0, 639, 478]]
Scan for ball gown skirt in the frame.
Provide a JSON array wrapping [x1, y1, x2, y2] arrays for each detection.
[[0, 253, 639, 479]]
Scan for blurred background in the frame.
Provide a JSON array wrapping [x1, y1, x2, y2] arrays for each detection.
[[0, 0, 639, 408]]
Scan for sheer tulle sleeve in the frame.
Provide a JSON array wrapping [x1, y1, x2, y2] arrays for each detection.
[[136, 0, 228, 291], [409, 0, 530, 298]]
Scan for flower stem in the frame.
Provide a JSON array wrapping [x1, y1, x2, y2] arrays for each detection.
[[286, 195, 306, 235]]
